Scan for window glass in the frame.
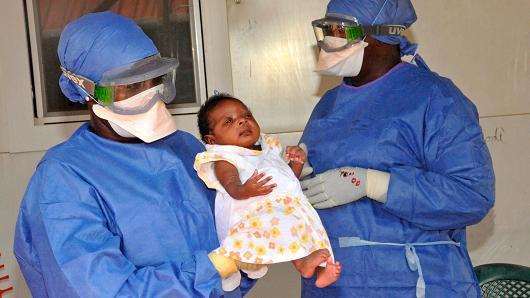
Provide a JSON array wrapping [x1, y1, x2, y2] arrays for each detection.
[[29, 0, 202, 122]]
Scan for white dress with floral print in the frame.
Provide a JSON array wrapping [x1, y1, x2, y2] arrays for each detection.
[[194, 134, 332, 265]]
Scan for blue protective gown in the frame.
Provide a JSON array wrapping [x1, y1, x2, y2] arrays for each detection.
[[300, 62, 495, 297], [14, 124, 254, 298]]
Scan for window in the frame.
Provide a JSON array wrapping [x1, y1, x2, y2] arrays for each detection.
[[25, 0, 206, 124]]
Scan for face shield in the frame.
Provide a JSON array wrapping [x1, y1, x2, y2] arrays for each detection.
[[312, 13, 406, 52], [61, 55, 179, 115]]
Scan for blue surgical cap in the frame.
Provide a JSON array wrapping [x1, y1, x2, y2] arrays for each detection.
[[326, 0, 417, 56], [57, 12, 159, 103]]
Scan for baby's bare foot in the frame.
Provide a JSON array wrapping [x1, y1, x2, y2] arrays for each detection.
[[292, 249, 330, 278], [315, 257, 341, 288]]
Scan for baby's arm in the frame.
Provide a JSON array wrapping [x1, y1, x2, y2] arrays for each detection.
[[214, 160, 276, 200], [285, 146, 306, 178]]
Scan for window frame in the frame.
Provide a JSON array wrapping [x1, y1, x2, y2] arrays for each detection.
[[0, 0, 232, 153]]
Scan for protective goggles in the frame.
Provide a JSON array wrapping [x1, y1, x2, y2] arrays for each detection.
[[61, 55, 179, 114], [312, 13, 406, 52]]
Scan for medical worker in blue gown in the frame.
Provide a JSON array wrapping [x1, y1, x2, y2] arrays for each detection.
[[14, 12, 253, 298], [299, 0, 495, 297]]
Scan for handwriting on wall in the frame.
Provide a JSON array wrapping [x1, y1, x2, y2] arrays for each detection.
[[0, 253, 13, 298], [484, 127, 504, 143]]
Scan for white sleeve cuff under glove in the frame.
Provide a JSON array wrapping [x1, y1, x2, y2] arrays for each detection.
[[366, 169, 390, 203]]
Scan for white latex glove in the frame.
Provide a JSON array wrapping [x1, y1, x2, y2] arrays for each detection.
[[301, 167, 390, 209]]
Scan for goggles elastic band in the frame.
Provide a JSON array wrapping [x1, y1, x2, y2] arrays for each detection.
[[312, 14, 406, 52], [60, 66, 97, 98]]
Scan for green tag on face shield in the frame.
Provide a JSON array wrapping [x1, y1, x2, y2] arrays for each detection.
[[94, 86, 113, 106], [345, 26, 363, 42]]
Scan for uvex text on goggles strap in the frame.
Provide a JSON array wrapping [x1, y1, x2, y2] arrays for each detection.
[[60, 66, 98, 101]]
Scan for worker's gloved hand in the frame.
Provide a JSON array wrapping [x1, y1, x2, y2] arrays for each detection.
[[300, 167, 390, 209], [301, 167, 368, 209]]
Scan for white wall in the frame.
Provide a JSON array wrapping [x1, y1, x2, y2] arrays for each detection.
[[0, 0, 528, 297]]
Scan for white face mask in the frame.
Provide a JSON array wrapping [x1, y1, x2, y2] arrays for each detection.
[[92, 85, 177, 143], [315, 36, 368, 77], [108, 120, 136, 138]]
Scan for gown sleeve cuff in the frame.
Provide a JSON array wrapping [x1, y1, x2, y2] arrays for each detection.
[[382, 166, 416, 218], [193, 250, 222, 287]]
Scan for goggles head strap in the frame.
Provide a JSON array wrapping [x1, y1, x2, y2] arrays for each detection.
[[361, 24, 406, 36], [61, 66, 115, 105], [60, 66, 96, 96]]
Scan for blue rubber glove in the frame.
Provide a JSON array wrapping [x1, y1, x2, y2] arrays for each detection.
[[300, 167, 368, 209]]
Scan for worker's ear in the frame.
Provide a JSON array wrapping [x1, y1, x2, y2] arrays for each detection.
[[203, 135, 216, 145]]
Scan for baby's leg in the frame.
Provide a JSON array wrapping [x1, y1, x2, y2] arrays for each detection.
[[292, 249, 330, 278], [315, 256, 341, 288]]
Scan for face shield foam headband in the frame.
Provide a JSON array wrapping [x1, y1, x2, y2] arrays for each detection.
[[312, 13, 405, 52], [61, 55, 179, 115]]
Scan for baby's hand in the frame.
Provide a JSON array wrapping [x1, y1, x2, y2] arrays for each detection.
[[285, 146, 306, 164], [240, 170, 277, 197]]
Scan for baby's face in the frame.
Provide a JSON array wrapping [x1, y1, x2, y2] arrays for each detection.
[[205, 99, 261, 148]]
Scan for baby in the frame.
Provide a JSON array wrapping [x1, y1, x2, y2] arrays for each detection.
[[194, 94, 341, 291]]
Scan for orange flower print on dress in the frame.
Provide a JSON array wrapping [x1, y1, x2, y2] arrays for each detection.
[[297, 223, 305, 231], [218, 248, 227, 255], [263, 231, 271, 239], [269, 242, 276, 249], [278, 246, 285, 255], [249, 218, 262, 229], [253, 231, 262, 238], [290, 227, 298, 237], [233, 239, 243, 250], [289, 242, 300, 254], [229, 251, 241, 261], [283, 197, 292, 205], [255, 245, 267, 256], [294, 198, 301, 207], [243, 251, 253, 260], [270, 227, 281, 238], [270, 217, 280, 226], [283, 206, 296, 216], [254, 257, 263, 264]]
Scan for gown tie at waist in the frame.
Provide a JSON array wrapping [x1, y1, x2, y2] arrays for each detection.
[[339, 236, 460, 298]]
